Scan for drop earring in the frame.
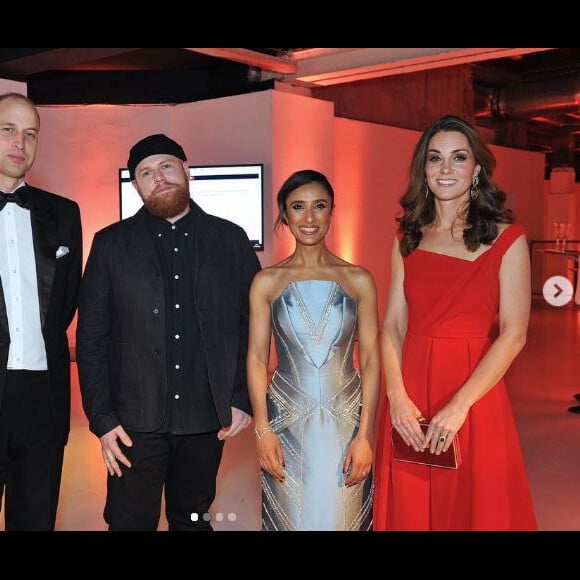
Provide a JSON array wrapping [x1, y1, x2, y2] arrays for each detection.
[[425, 184, 430, 199], [470, 175, 479, 200]]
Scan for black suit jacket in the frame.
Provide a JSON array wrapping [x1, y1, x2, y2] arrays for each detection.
[[0, 186, 82, 444], [76, 202, 261, 437]]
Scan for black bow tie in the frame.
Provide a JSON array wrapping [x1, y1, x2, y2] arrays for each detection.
[[0, 189, 30, 211]]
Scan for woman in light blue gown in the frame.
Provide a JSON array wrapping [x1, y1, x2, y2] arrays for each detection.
[[247, 170, 380, 531]]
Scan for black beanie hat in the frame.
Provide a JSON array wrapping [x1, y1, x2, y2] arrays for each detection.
[[127, 134, 187, 179]]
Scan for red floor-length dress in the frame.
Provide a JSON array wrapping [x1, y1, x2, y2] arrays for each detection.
[[374, 224, 537, 531]]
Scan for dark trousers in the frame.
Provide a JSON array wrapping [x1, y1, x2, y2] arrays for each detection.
[[105, 430, 224, 531], [0, 371, 64, 530]]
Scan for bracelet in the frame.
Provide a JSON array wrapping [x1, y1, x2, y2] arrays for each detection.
[[254, 426, 273, 440]]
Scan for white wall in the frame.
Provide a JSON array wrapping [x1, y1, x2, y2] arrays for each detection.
[[28, 105, 170, 256], [27, 91, 337, 271], [0, 78, 27, 94]]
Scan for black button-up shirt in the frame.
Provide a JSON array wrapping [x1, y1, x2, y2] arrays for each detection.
[[145, 208, 220, 434]]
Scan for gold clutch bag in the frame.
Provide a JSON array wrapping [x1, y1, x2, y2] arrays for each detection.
[[391, 421, 462, 469]]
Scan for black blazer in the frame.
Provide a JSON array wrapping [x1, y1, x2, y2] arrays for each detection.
[[76, 202, 261, 437], [0, 186, 82, 444]]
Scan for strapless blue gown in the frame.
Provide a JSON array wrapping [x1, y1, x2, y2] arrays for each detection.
[[262, 280, 373, 531]]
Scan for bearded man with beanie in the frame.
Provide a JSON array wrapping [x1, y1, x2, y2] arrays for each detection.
[[76, 134, 261, 530]]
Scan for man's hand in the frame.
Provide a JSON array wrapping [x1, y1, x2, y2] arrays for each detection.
[[100, 426, 133, 477], [217, 407, 251, 440]]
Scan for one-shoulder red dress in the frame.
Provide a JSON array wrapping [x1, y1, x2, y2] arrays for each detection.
[[373, 224, 537, 530]]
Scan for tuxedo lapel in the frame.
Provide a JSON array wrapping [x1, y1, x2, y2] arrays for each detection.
[[29, 193, 57, 330]]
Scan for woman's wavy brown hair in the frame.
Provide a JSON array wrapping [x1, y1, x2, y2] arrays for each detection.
[[398, 115, 513, 256]]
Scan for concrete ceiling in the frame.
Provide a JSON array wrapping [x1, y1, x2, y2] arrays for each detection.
[[2, 48, 579, 175]]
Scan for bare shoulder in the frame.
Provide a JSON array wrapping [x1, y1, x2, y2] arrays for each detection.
[[250, 267, 281, 296], [348, 264, 376, 287], [253, 265, 287, 284], [339, 264, 377, 301], [251, 264, 297, 302]]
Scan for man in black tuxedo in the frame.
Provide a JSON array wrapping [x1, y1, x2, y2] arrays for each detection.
[[77, 134, 261, 530], [0, 93, 82, 530]]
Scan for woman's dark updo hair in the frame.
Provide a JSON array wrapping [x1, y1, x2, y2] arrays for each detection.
[[275, 169, 335, 230], [399, 115, 513, 256]]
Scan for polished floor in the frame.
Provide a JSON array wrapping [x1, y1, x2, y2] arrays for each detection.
[[1, 302, 579, 531]]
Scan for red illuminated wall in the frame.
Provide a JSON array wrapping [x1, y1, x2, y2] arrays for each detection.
[[333, 118, 419, 318], [333, 118, 545, 319], [270, 91, 335, 263], [1, 86, 546, 341]]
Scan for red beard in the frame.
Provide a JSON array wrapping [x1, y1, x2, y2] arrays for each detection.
[[144, 183, 190, 219]]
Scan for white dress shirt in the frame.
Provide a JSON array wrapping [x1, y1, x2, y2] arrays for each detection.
[[0, 183, 48, 370]]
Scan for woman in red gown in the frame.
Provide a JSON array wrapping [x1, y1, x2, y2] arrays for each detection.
[[373, 115, 537, 531]]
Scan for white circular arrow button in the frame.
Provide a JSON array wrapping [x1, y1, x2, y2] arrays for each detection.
[[543, 275, 574, 307]]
